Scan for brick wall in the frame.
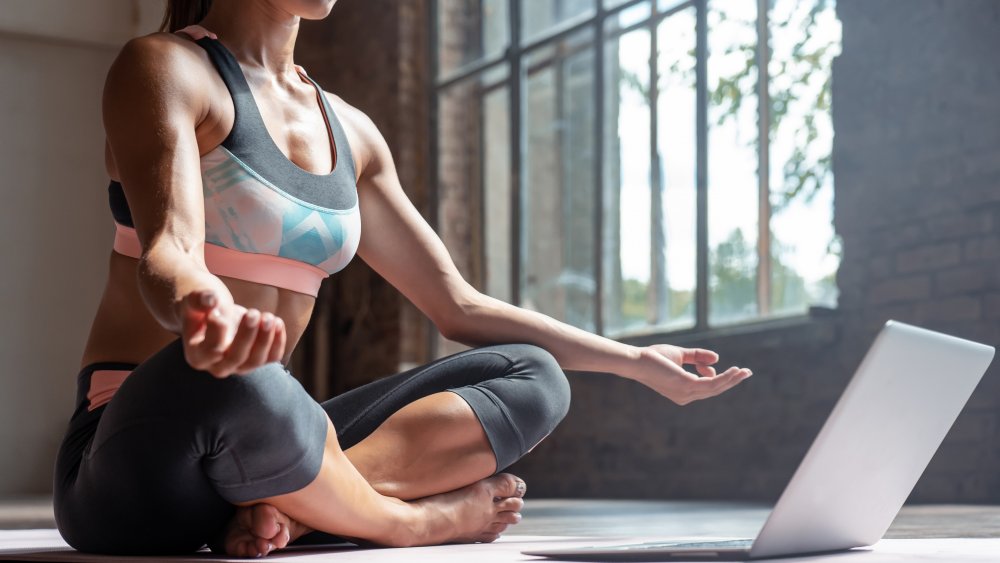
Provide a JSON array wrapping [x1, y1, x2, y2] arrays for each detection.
[[827, 0, 1000, 501]]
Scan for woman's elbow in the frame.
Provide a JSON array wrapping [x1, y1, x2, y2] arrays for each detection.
[[434, 289, 486, 342]]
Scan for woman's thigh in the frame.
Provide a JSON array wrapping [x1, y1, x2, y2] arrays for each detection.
[[55, 338, 328, 555]]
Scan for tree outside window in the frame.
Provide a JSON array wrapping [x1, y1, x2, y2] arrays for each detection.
[[433, 0, 840, 345]]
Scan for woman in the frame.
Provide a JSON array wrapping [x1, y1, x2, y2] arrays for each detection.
[[53, 0, 752, 557]]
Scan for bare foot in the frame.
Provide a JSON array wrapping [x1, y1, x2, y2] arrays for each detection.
[[210, 473, 526, 555], [414, 472, 527, 545], [210, 503, 309, 558]]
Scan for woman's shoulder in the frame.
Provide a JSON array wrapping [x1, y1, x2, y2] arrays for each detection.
[[109, 31, 214, 92]]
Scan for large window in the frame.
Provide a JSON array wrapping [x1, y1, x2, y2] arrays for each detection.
[[432, 0, 841, 339]]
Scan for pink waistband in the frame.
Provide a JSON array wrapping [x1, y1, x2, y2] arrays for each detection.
[[87, 369, 132, 412], [113, 223, 325, 297]]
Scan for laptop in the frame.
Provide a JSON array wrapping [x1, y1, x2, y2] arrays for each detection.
[[523, 320, 994, 561]]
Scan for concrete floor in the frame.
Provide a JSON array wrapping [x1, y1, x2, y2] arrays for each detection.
[[3, 497, 1000, 539]]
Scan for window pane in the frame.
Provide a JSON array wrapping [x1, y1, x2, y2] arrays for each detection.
[[522, 30, 597, 331], [658, 0, 689, 12], [603, 27, 652, 336], [608, 1, 652, 30], [484, 83, 513, 302], [437, 68, 508, 295], [522, 0, 596, 42], [769, 0, 841, 314], [656, 6, 698, 330], [707, 0, 759, 326], [437, 0, 509, 78]]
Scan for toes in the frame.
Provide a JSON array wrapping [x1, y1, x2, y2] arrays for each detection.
[[489, 473, 527, 500], [251, 504, 282, 540], [496, 511, 522, 525], [235, 537, 259, 558], [495, 496, 524, 512], [254, 536, 275, 558], [271, 522, 291, 549]]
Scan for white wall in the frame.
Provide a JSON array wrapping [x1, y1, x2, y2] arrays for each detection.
[[0, 0, 162, 496]]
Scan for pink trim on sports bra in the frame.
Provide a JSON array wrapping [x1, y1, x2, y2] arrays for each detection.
[[113, 223, 327, 297], [87, 369, 133, 411]]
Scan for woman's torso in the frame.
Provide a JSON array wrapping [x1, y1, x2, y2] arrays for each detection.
[[81, 33, 365, 369]]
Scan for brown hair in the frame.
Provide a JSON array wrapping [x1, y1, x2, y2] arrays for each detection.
[[159, 0, 213, 32]]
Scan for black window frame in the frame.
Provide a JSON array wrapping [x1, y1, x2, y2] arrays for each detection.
[[429, 0, 819, 341]]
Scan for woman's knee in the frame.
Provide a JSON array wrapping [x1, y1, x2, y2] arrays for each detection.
[[504, 343, 572, 433]]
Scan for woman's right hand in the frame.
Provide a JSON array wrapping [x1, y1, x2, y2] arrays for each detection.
[[175, 289, 287, 378]]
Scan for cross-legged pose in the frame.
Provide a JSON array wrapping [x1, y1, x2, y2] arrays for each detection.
[[53, 0, 752, 557]]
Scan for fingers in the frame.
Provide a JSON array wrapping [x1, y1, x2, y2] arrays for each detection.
[[179, 290, 215, 345], [200, 305, 235, 356], [695, 364, 717, 378], [235, 312, 276, 373], [691, 366, 752, 402], [210, 309, 263, 377], [180, 292, 229, 369], [682, 347, 720, 367], [182, 301, 287, 378], [267, 316, 287, 364]]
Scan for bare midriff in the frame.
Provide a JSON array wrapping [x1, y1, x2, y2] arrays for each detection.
[[79, 250, 315, 370]]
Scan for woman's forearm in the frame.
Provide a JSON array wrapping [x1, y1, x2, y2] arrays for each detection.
[[445, 292, 643, 378], [136, 242, 231, 335]]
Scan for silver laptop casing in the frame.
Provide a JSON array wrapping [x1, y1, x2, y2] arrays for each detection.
[[523, 321, 994, 560], [748, 321, 993, 558]]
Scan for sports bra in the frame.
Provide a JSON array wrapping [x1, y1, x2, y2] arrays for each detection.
[[109, 35, 361, 297]]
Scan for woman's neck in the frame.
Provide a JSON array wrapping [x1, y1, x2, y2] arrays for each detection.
[[198, 0, 299, 75]]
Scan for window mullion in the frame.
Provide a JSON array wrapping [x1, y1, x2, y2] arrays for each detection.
[[649, 4, 666, 326], [756, 0, 772, 317], [593, 2, 606, 335], [428, 0, 440, 360], [510, 0, 523, 307], [694, 0, 709, 331]]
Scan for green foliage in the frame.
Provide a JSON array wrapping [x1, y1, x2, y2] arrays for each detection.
[[709, 0, 839, 211], [627, 1, 839, 210], [708, 227, 808, 320], [709, 228, 757, 320]]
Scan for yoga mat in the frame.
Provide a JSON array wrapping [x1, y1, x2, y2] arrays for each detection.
[[2, 531, 1000, 562]]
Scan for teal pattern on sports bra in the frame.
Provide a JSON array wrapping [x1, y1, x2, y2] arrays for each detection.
[[200, 145, 361, 275]]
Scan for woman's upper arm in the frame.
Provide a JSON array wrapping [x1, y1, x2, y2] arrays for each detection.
[[350, 112, 479, 337], [102, 33, 209, 260]]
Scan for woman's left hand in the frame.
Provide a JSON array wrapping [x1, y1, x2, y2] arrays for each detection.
[[626, 344, 752, 406]]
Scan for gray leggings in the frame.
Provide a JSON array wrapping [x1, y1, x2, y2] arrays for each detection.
[[53, 338, 570, 555]]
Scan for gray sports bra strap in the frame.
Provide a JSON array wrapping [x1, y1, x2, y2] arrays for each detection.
[[191, 36, 359, 211], [298, 72, 357, 182]]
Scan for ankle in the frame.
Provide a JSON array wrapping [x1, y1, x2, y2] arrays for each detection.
[[382, 499, 428, 548]]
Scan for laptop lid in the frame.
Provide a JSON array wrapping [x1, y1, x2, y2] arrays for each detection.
[[749, 320, 994, 559]]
